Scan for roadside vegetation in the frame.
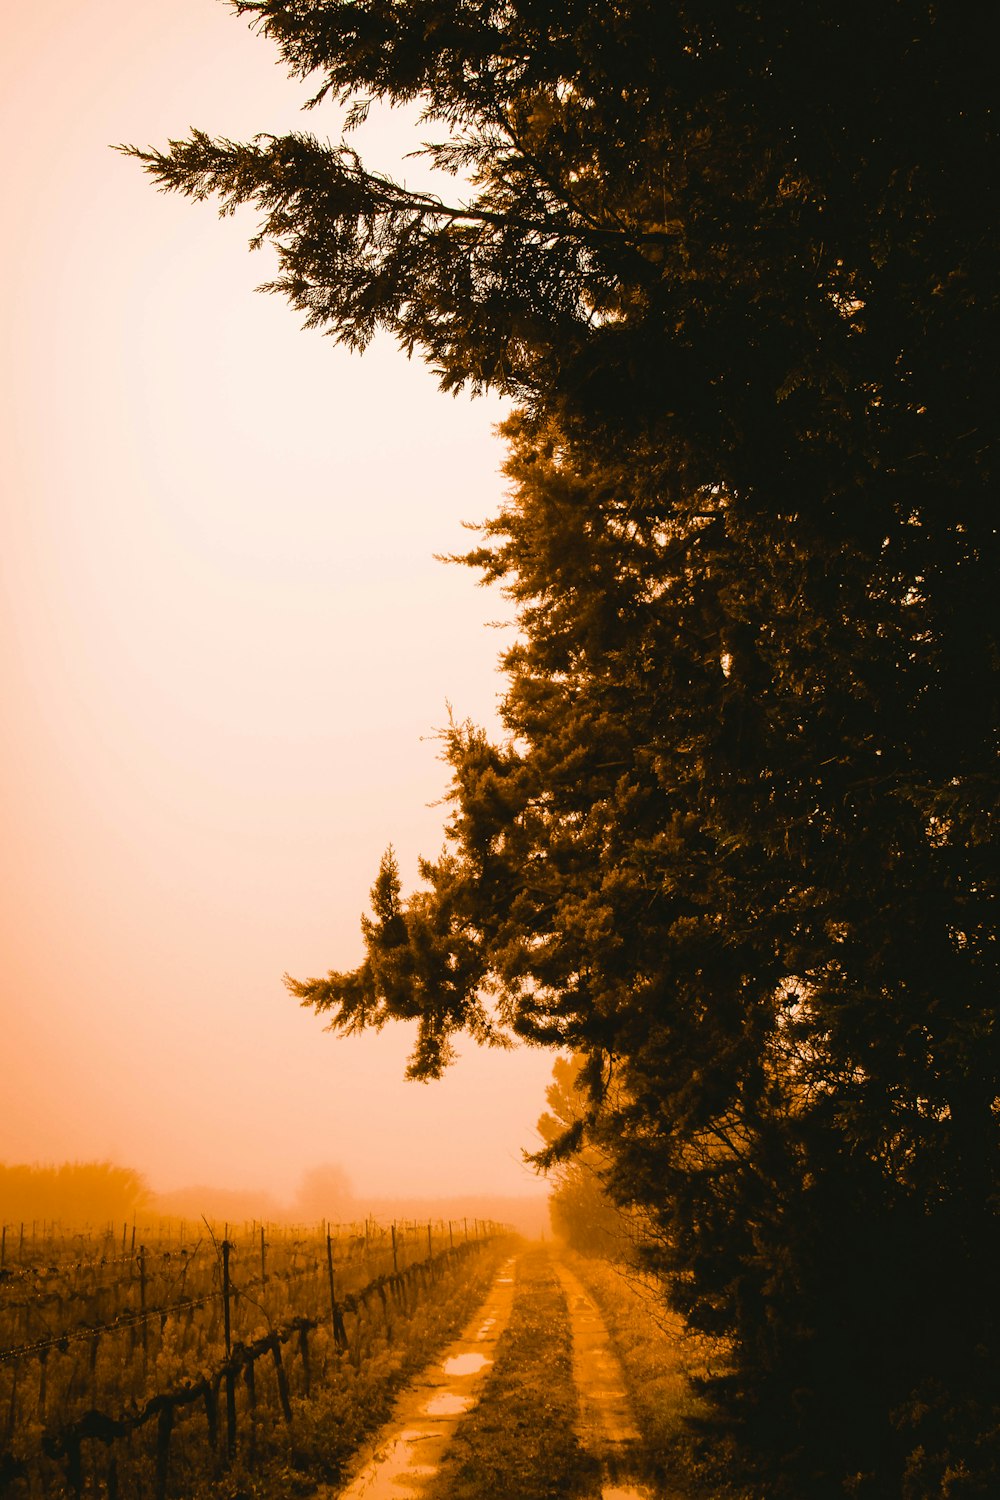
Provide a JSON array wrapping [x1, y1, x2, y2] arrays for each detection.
[[0, 1220, 508, 1499], [565, 1250, 757, 1500]]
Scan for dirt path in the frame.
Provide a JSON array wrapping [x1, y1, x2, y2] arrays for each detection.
[[326, 1255, 518, 1498], [324, 1248, 654, 1500], [552, 1258, 656, 1500]]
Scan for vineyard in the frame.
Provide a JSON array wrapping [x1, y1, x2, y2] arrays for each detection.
[[0, 1215, 508, 1498]]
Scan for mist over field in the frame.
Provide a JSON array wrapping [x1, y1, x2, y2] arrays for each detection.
[[0, 1159, 550, 1239], [1, 0, 555, 1217]]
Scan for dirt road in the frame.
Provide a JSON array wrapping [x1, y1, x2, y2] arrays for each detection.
[[553, 1257, 656, 1500], [326, 1256, 518, 1498], [327, 1247, 653, 1500]]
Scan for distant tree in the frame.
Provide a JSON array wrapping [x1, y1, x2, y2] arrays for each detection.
[[138, 4, 999, 1494], [0, 1162, 148, 1227], [292, 1162, 355, 1223], [536, 1056, 629, 1258]]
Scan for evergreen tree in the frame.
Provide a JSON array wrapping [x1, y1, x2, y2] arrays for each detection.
[[536, 1055, 633, 1258], [135, 4, 999, 1492]]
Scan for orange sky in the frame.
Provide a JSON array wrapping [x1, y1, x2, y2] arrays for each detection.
[[0, 0, 557, 1205]]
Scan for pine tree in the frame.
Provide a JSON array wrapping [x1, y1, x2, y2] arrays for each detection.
[[536, 1055, 632, 1258], [136, 4, 999, 1491]]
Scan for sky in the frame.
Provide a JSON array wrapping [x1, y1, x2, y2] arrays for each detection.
[[0, 0, 558, 1207]]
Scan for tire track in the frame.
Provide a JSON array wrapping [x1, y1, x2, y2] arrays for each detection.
[[327, 1256, 518, 1498], [553, 1258, 656, 1500]]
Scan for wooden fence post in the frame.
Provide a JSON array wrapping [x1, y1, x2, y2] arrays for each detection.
[[64, 1432, 83, 1498], [327, 1233, 346, 1349], [154, 1402, 173, 1500], [376, 1283, 391, 1342], [222, 1240, 237, 1462], [269, 1337, 293, 1423], [391, 1223, 398, 1274], [138, 1246, 148, 1371], [326, 1230, 336, 1342], [222, 1240, 233, 1355]]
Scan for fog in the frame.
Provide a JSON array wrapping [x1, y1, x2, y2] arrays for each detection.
[[1, 0, 557, 1210]]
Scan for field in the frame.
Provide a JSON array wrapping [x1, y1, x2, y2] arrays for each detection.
[[0, 1215, 507, 1498]]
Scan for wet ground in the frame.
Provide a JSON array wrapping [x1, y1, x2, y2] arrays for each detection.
[[326, 1257, 518, 1498], [553, 1259, 657, 1500], [324, 1250, 652, 1500]]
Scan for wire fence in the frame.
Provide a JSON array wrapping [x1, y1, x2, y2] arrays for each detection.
[[0, 1216, 489, 1363], [0, 1218, 509, 1498]]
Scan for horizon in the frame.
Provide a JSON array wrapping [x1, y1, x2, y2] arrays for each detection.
[[0, 1155, 552, 1240]]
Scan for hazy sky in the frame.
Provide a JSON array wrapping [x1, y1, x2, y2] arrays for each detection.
[[1, 0, 557, 1205]]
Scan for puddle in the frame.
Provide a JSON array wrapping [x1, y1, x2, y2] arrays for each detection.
[[343, 1433, 423, 1497], [424, 1391, 472, 1417], [443, 1352, 490, 1376]]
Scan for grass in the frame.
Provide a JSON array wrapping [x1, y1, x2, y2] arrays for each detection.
[[427, 1245, 601, 1500], [564, 1250, 759, 1500]]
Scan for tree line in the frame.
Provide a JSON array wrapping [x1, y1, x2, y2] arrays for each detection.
[[0, 1163, 148, 1229], [131, 4, 998, 1494]]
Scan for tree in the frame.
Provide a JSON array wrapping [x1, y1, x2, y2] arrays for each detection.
[[0, 1162, 149, 1226], [292, 1162, 355, 1223], [136, 4, 998, 1493], [536, 1055, 632, 1258]]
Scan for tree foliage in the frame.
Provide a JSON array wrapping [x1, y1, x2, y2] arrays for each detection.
[[137, 4, 999, 1494], [536, 1055, 631, 1258], [0, 1162, 149, 1226]]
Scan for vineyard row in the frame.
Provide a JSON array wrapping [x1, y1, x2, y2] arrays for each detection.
[[3, 1234, 498, 1499], [0, 1218, 489, 1367]]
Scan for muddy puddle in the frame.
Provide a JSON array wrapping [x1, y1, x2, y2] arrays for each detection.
[[441, 1352, 489, 1377]]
